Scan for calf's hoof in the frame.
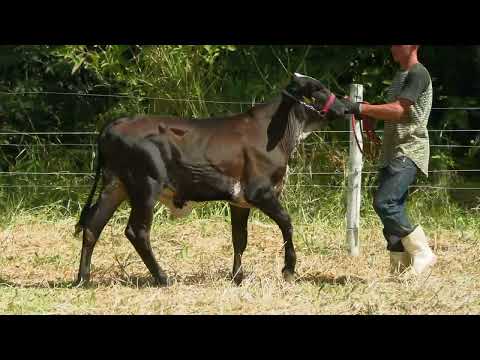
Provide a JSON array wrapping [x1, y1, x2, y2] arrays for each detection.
[[232, 272, 244, 286], [72, 277, 90, 288], [154, 275, 175, 287], [282, 268, 295, 283]]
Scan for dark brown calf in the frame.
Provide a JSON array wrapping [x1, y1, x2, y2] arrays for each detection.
[[74, 73, 348, 286]]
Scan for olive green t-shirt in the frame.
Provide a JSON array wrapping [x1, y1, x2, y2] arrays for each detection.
[[380, 62, 433, 176]]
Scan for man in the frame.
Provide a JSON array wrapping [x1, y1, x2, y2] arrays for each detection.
[[343, 45, 437, 277]]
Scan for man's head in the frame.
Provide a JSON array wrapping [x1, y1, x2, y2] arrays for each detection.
[[391, 45, 420, 65]]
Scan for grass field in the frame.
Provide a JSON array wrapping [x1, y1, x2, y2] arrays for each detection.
[[0, 206, 478, 315]]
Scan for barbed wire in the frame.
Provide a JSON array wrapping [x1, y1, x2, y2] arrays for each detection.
[[285, 184, 480, 190], [1, 142, 479, 149], [308, 129, 480, 134], [291, 169, 480, 175], [0, 144, 96, 147], [2, 169, 480, 177], [0, 144, 95, 147], [0, 91, 478, 193], [0, 129, 479, 137], [0, 91, 256, 105], [1, 90, 480, 111], [0, 132, 98, 136], [2, 175, 479, 192], [1, 183, 479, 190], [0, 184, 91, 188], [0, 172, 94, 176]]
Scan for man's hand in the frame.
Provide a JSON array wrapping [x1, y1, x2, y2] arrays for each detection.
[[342, 97, 362, 117]]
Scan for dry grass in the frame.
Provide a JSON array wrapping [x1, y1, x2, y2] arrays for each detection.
[[0, 214, 479, 315]]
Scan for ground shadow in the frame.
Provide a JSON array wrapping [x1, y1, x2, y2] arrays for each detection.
[[0, 269, 235, 289], [297, 272, 368, 286], [0, 277, 78, 289], [3, 270, 365, 289], [0, 277, 16, 288], [177, 269, 232, 285], [0, 277, 161, 290]]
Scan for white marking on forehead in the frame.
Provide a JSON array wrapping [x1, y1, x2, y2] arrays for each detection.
[[294, 73, 317, 82]]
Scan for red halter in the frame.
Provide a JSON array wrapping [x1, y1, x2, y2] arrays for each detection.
[[320, 93, 337, 116]]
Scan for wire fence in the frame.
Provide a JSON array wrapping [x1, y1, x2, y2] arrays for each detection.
[[1, 143, 479, 149], [2, 169, 480, 177], [2, 184, 480, 190], [1, 139, 478, 190], [1, 91, 479, 192], [2, 90, 480, 111], [1, 129, 480, 136]]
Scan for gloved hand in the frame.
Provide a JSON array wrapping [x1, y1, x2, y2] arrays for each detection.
[[341, 97, 362, 117]]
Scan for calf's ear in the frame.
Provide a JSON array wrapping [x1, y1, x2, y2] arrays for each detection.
[[267, 93, 295, 151]]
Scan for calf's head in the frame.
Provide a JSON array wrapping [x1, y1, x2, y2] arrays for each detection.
[[267, 72, 347, 151]]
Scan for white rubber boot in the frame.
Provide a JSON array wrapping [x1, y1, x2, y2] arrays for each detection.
[[389, 252, 411, 274], [401, 226, 437, 275]]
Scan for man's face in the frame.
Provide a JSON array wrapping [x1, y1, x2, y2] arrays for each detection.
[[391, 45, 416, 63]]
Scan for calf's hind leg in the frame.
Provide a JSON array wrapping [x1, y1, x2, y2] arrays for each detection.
[[124, 179, 172, 286], [75, 182, 127, 286]]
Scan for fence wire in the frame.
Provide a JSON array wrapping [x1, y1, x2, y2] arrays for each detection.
[[2, 90, 480, 111], [2, 169, 480, 177], [1, 91, 479, 192], [1, 131, 478, 191]]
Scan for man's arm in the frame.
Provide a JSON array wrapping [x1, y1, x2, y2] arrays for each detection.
[[344, 63, 430, 123], [360, 99, 413, 123]]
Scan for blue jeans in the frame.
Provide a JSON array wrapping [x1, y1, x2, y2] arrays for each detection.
[[373, 156, 418, 252]]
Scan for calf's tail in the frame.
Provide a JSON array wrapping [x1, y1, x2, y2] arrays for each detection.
[[74, 140, 104, 237]]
